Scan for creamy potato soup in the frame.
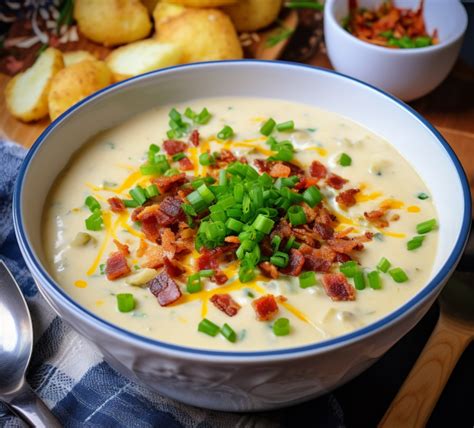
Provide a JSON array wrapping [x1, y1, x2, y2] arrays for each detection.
[[43, 97, 438, 351]]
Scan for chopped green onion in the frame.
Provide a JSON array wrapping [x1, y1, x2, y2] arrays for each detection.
[[260, 118, 276, 136], [417, 192, 429, 200], [221, 323, 237, 343], [210, 210, 227, 222], [284, 236, 296, 251], [339, 153, 352, 167], [288, 205, 307, 226], [129, 186, 147, 205], [122, 199, 139, 208], [219, 169, 227, 186], [164, 168, 179, 177], [172, 152, 186, 161], [353, 271, 366, 290], [269, 147, 293, 162], [299, 271, 317, 288], [377, 257, 391, 273], [270, 251, 289, 268], [273, 317, 290, 336], [303, 186, 323, 207], [187, 273, 202, 293], [226, 218, 244, 233], [184, 107, 196, 120], [239, 263, 256, 283], [389, 267, 409, 283], [198, 318, 220, 336], [416, 219, 437, 234], [252, 214, 275, 234], [99, 263, 106, 275], [217, 125, 234, 140], [199, 153, 215, 166], [407, 235, 425, 251], [199, 269, 215, 278], [414, 36, 432, 48], [339, 260, 359, 278], [271, 235, 281, 252], [195, 108, 211, 125], [147, 144, 160, 163], [116, 293, 135, 313], [197, 184, 215, 204], [140, 164, 162, 176], [145, 184, 159, 198], [85, 195, 101, 212], [276, 120, 295, 132], [367, 271, 382, 289], [85, 211, 103, 231]]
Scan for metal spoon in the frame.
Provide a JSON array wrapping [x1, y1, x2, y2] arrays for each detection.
[[0, 261, 61, 427], [380, 233, 474, 428]]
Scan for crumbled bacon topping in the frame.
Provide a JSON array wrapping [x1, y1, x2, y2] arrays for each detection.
[[105, 251, 130, 280], [259, 261, 279, 279], [364, 209, 389, 228], [178, 157, 194, 171], [163, 140, 188, 155], [252, 294, 279, 321], [148, 271, 182, 306], [336, 188, 360, 209], [310, 160, 327, 179], [108, 197, 126, 213], [322, 273, 356, 301], [269, 163, 291, 178], [281, 249, 305, 276], [152, 173, 187, 194], [210, 293, 241, 316], [189, 129, 200, 146], [326, 173, 348, 190]]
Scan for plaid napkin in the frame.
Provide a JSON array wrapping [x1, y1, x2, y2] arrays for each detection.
[[0, 140, 345, 427]]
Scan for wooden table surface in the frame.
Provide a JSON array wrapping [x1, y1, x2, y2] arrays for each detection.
[[1, 52, 473, 213]]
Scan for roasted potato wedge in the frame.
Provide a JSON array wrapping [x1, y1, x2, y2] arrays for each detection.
[[74, 0, 152, 46], [157, 9, 243, 62], [5, 48, 64, 122], [165, 0, 236, 6], [48, 60, 112, 121], [106, 39, 182, 81], [223, 0, 282, 32], [152, 2, 187, 29], [63, 50, 98, 67]]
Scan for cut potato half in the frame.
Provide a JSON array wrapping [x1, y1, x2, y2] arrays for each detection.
[[223, 0, 283, 32], [106, 39, 182, 81], [157, 9, 243, 62], [153, 2, 187, 29], [63, 50, 98, 67], [5, 48, 64, 122], [48, 60, 112, 121]]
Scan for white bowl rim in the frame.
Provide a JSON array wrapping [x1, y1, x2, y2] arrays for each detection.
[[325, 0, 468, 55], [13, 60, 472, 362]]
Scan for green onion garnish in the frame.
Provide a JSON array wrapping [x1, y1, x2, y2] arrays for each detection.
[[199, 153, 215, 166], [271, 235, 281, 252], [260, 118, 276, 136], [85, 210, 103, 231], [367, 271, 382, 289], [225, 218, 244, 233], [85, 195, 101, 212], [197, 183, 215, 204], [199, 269, 215, 278], [221, 323, 237, 343], [252, 214, 275, 234], [299, 271, 317, 288], [99, 263, 106, 275], [122, 199, 139, 208], [377, 257, 391, 273], [417, 192, 429, 200], [187, 273, 202, 293], [116, 293, 135, 313], [339, 153, 352, 167], [353, 271, 366, 290], [195, 108, 211, 125], [273, 317, 290, 336], [270, 251, 289, 268], [389, 267, 409, 283], [276, 120, 295, 132], [238, 262, 256, 283], [288, 205, 307, 226], [172, 152, 186, 161], [145, 184, 159, 198], [416, 219, 437, 234], [303, 186, 323, 207], [407, 235, 425, 251], [129, 186, 147, 205], [340, 260, 359, 278], [198, 318, 220, 337], [217, 125, 234, 140]]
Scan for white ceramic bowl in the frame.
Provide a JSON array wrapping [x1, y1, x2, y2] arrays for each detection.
[[324, 0, 468, 101], [13, 61, 471, 411]]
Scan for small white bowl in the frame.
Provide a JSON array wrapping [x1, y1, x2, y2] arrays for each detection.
[[324, 0, 468, 101]]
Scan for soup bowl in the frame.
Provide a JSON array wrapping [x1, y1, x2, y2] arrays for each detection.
[[13, 61, 471, 411]]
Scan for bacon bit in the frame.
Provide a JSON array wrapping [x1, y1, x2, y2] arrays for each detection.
[[292, 226, 319, 247], [113, 239, 130, 256], [281, 249, 305, 276], [270, 219, 292, 241], [210, 293, 241, 316], [163, 140, 188, 155], [105, 251, 131, 280], [336, 188, 360, 209], [224, 236, 240, 244], [216, 149, 237, 165], [335, 252, 352, 263], [131, 206, 144, 222], [163, 257, 185, 278], [252, 294, 279, 321], [294, 176, 320, 190], [239, 156, 248, 164], [310, 160, 327, 179], [196, 244, 238, 270], [212, 270, 228, 285], [142, 245, 164, 268], [254, 160, 304, 176], [161, 228, 176, 259], [269, 163, 291, 178], [152, 173, 187, 194], [254, 159, 270, 173], [327, 233, 372, 254], [391, 213, 400, 221], [300, 244, 334, 272], [322, 273, 356, 301], [159, 196, 185, 222], [178, 157, 194, 171], [326, 173, 348, 190], [259, 261, 279, 279], [189, 129, 200, 146], [334, 227, 354, 239], [108, 197, 126, 213], [364, 209, 389, 228], [141, 216, 160, 242], [178, 188, 193, 199], [137, 239, 148, 257], [148, 271, 182, 306], [314, 205, 337, 229], [276, 295, 288, 303], [313, 222, 335, 240]]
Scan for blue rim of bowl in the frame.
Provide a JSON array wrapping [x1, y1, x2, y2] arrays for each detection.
[[325, 0, 469, 55], [13, 60, 472, 359]]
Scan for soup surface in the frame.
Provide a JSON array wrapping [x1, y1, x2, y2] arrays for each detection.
[[43, 97, 438, 351]]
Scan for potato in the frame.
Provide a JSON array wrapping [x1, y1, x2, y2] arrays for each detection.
[[74, 0, 152, 46], [223, 0, 282, 32], [166, 0, 236, 6], [157, 9, 243, 62], [63, 50, 98, 67], [152, 2, 187, 28], [141, 0, 160, 13], [5, 48, 64, 122], [48, 60, 112, 121], [106, 39, 182, 81]]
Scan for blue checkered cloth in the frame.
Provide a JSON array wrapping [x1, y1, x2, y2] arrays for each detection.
[[0, 140, 345, 427]]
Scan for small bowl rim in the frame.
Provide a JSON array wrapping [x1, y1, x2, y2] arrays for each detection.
[[325, 0, 468, 55], [13, 60, 472, 361]]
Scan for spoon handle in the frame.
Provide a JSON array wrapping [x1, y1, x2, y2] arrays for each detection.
[[379, 313, 472, 428], [7, 382, 61, 428]]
